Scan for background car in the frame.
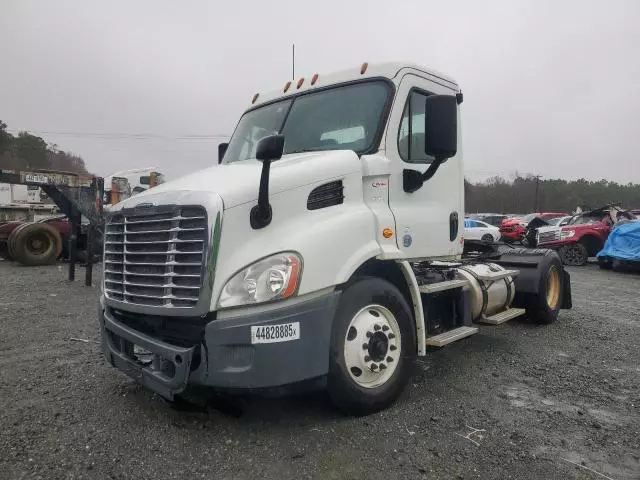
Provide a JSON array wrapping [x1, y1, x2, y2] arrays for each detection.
[[464, 219, 501, 243], [466, 213, 508, 227], [500, 212, 567, 242], [536, 206, 636, 265], [597, 220, 640, 272]]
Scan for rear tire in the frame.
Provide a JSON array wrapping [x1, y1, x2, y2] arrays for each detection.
[[526, 253, 564, 324], [327, 277, 415, 416], [559, 243, 588, 266], [13, 223, 62, 266], [8, 223, 29, 260], [481, 234, 493, 244]]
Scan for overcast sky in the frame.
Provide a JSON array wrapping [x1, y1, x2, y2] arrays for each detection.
[[2, 0, 639, 183]]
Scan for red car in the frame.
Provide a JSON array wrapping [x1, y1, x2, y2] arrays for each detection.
[[500, 212, 567, 242], [535, 206, 636, 265]]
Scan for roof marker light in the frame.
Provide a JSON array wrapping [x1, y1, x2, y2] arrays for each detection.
[[283, 81, 291, 93], [311, 73, 319, 85], [360, 62, 368, 74], [252, 93, 259, 104], [297, 77, 305, 89]]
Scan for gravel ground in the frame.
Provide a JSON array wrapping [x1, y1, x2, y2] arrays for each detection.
[[1, 262, 639, 480]]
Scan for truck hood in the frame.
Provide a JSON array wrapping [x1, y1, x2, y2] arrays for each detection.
[[117, 150, 362, 210]]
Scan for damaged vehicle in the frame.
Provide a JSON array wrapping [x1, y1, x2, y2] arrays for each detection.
[[535, 205, 637, 266], [499, 212, 566, 243], [597, 219, 640, 272]]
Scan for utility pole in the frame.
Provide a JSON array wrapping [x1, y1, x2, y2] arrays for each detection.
[[534, 175, 542, 212]]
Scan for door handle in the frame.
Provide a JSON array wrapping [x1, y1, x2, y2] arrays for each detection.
[[450, 212, 459, 241]]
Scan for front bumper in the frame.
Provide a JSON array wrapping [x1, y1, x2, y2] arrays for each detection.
[[500, 230, 524, 241], [536, 240, 571, 250], [100, 292, 341, 400]]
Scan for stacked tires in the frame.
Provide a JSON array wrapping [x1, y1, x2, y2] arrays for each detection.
[[7, 222, 63, 266]]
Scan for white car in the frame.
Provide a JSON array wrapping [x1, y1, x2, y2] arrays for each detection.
[[464, 219, 501, 243]]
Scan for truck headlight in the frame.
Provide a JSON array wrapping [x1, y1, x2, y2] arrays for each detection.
[[217, 252, 302, 309], [561, 230, 575, 239]]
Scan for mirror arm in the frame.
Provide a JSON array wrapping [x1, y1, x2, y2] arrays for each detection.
[[422, 157, 445, 182], [250, 159, 273, 229], [403, 157, 446, 193]]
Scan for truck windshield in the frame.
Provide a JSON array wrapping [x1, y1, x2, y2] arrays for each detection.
[[223, 80, 391, 164]]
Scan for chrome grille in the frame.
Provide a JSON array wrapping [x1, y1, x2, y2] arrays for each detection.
[[103, 206, 207, 308], [538, 230, 561, 244]]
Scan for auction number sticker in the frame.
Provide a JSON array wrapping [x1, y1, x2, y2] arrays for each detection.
[[251, 322, 300, 344], [25, 173, 49, 184]]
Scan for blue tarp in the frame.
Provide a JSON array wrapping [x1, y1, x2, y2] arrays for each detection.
[[597, 220, 640, 261]]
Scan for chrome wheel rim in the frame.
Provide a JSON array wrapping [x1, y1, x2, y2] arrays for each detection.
[[343, 305, 401, 389]]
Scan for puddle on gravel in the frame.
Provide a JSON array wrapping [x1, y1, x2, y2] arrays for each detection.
[[503, 385, 563, 411], [533, 446, 640, 480], [502, 384, 626, 427]]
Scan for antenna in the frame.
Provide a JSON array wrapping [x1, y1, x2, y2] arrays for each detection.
[[292, 43, 295, 80]]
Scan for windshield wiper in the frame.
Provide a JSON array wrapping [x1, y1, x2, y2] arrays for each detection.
[[286, 148, 326, 154]]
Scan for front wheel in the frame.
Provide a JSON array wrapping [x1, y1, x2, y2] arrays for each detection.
[[559, 243, 588, 266], [327, 277, 415, 416]]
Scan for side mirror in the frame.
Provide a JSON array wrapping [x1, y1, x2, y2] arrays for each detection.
[[255, 134, 285, 162], [424, 95, 458, 159], [250, 134, 285, 229], [218, 143, 228, 164], [403, 95, 458, 193], [139, 175, 150, 185]]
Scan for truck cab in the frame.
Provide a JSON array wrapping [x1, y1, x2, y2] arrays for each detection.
[[100, 62, 571, 415], [103, 168, 165, 208]]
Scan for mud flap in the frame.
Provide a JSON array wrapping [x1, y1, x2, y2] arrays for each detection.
[[561, 269, 572, 309], [492, 247, 572, 310]]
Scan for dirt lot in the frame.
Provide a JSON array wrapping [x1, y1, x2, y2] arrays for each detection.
[[1, 262, 639, 480]]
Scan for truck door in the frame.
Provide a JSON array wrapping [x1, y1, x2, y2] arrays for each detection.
[[385, 72, 464, 259]]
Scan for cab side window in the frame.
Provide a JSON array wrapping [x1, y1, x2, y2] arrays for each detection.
[[398, 91, 435, 163]]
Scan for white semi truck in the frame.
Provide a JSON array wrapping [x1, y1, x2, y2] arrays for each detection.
[[100, 62, 572, 415]]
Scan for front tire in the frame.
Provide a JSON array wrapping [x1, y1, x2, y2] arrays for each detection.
[[327, 277, 415, 416], [559, 243, 588, 266]]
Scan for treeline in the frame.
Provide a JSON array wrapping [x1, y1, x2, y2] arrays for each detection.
[[0, 120, 88, 174], [465, 175, 640, 214], [2, 119, 640, 213]]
